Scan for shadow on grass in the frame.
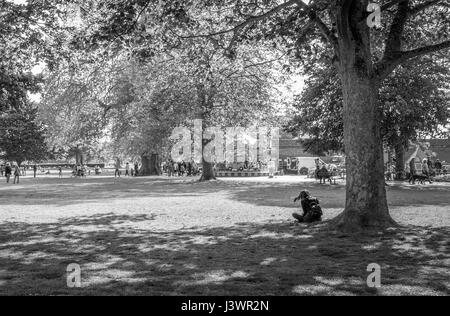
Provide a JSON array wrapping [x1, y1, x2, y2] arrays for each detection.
[[0, 213, 448, 296], [229, 182, 450, 209], [0, 177, 229, 207], [0, 177, 449, 209]]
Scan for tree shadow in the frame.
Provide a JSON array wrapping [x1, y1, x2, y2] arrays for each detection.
[[2, 177, 448, 209], [0, 213, 448, 296], [231, 182, 450, 208], [229, 182, 347, 209], [0, 177, 237, 206]]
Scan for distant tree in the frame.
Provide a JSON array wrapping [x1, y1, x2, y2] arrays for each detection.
[[0, 106, 50, 166], [102, 51, 284, 178], [285, 65, 344, 157], [105, 58, 192, 176], [38, 53, 118, 164], [0, 0, 68, 114], [0, 0, 69, 164], [60, 4, 287, 180]]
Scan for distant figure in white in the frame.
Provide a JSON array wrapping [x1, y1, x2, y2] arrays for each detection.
[[268, 159, 276, 179]]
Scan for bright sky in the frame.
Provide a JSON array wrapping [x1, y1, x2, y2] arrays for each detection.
[[28, 63, 46, 103], [10, 0, 28, 4], [31, 62, 46, 75]]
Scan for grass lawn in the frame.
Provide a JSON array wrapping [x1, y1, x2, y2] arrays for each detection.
[[0, 175, 448, 296]]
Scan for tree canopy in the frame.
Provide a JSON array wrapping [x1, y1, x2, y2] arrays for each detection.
[[35, 2, 291, 177], [0, 105, 50, 165]]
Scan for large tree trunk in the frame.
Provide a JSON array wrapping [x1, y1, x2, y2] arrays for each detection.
[[332, 1, 396, 231], [140, 154, 161, 176], [335, 69, 395, 231], [394, 142, 406, 180], [74, 147, 86, 165], [197, 81, 216, 182], [200, 138, 216, 181]]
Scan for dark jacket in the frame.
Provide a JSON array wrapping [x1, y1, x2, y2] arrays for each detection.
[[301, 196, 321, 216], [5, 166, 12, 175], [409, 159, 416, 174]]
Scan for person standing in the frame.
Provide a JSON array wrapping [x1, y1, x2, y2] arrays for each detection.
[[173, 161, 179, 177], [187, 161, 192, 176], [409, 157, 417, 184], [193, 160, 199, 176], [125, 162, 130, 176], [180, 161, 185, 177], [13, 165, 20, 184], [82, 165, 87, 177], [33, 164, 37, 178], [427, 157, 434, 176], [134, 162, 139, 177], [58, 166, 63, 178], [167, 160, 173, 177], [268, 159, 276, 179], [5, 163, 12, 183], [115, 159, 121, 178], [314, 165, 321, 180], [435, 159, 442, 176], [422, 159, 432, 183], [427, 157, 433, 169]]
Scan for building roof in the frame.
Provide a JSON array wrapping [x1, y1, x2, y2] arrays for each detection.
[[426, 139, 450, 163], [406, 139, 450, 163], [281, 137, 450, 163], [279, 138, 315, 159]]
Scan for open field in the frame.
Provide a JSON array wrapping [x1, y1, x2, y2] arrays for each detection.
[[0, 175, 448, 295]]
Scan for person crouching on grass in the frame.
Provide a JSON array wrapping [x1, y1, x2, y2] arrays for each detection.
[[292, 190, 323, 223]]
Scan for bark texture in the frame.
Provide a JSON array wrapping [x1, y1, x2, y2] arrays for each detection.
[[140, 154, 161, 176], [394, 142, 406, 180], [200, 138, 216, 181], [331, 1, 396, 231]]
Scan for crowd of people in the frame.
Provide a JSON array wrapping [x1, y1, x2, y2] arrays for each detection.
[[163, 160, 200, 177], [114, 162, 140, 177], [1, 163, 41, 184], [0, 162, 21, 184], [71, 164, 104, 177], [0, 160, 144, 183], [2, 155, 447, 185], [408, 157, 447, 184], [312, 159, 343, 184]]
